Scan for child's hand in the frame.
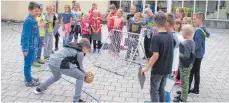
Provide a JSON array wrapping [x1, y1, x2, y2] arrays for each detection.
[[141, 67, 148, 73], [23, 52, 28, 56]]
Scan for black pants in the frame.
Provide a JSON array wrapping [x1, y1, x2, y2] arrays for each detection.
[[74, 25, 81, 40], [189, 58, 202, 91], [54, 32, 59, 50], [93, 40, 101, 49], [144, 35, 152, 58]]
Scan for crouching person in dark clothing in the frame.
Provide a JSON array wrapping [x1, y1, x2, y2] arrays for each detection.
[[34, 38, 91, 102]]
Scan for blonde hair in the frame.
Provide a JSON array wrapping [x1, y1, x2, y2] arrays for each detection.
[[181, 24, 194, 36], [64, 5, 71, 13], [183, 17, 192, 24], [92, 3, 97, 6], [73, 2, 81, 11], [134, 12, 143, 19], [83, 13, 89, 19], [46, 5, 54, 11], [117, 9, 123, 15]]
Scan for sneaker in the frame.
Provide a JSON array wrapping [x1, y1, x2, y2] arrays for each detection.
[[32, 77, 39, 82], [93, 49, 96, 53], [33, 62, 41, 67], [177, 91, 181, 95], [79, 99, 85, 102], [44, 57, 49, 62], [173, 96, 183, 102], [34, 87, 42, 94], [25, 80, 40, 87], [37, 59, 45, 64], [73, 99, 85, 103], [174, 94, 181, 99], [55, 48, 58, 51], [189, 88, 199, 94]]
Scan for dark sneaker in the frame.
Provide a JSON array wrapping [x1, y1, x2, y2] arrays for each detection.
[[73, 99, 85, 103], [190, 88, 199, 94], [25, 80, 40, 87], [173, 96, 183, 102], [34, 87, 42, 94], [79, 99, 85, 102], [174, 94, 181, 99], [32, 77, 39, 82], [177, 91, 181, 95]]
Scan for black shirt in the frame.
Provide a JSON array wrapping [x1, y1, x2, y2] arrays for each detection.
[[126, 14, 134, 21], [151, 32, 174, 75]]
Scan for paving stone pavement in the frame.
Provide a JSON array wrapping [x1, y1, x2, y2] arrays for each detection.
[[1, 22, 229, 103]]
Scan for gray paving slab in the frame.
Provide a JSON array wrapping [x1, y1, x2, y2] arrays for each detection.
[[1, 22, 229, 102]]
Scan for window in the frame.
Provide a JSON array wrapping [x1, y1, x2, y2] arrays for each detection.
[[146, 0, 156, 13], [183, 0, 194, 17], [121, 0, 131, 13], [110, 0, 120, 9], [157, 1, 167, 12], [172, 0, 182, 14], [206, 1, 218, 19], [133, 0, 143, 12], [218, 0, 229, 20]]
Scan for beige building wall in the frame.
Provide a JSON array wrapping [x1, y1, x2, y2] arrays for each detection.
[[2, 1, 109, 21], [1, 1, 55, 21]]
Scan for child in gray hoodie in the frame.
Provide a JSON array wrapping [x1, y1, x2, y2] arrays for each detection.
[[34, 38, 91, 102]]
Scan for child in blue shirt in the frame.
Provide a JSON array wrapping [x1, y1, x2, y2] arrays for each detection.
[[21, 1, 41, 87], [189, 11, 210, 94]]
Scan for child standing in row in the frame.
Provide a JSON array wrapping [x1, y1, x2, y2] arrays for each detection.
[[21, 1, 40, 86], [174, 19, 184, 43], [44, 5, 54, 61], [182, 17, 192, 25], [91, 9, 102, 53], [189, 12, 210, 94], [126, 6, 137, 32], [62, 5, 73, 46], [72, 2, 82, 42], [105, 4, 117, 32], [33, 4, 46, 67], [173, 24, 196, 102], [143, 8, 154, 59], [81, 13, 91, 43], [126, 12, 143, 60], [107, 9, 124, 55]]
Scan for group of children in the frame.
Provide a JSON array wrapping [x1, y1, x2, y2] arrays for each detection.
[[141, 8, 210, 102], [21, 1, 210, 102]]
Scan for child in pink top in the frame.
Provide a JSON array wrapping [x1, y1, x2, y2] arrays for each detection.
[[105, 4, 117, 32], [80, 13, 91, 43], [106, 9, 124, 55]]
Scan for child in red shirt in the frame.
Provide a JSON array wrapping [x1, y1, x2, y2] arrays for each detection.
[[89, 3, 101, 21], [91, 9, 102, 53], [80, 13, 91, 43], [106, 9, 124, 55], [105, 4, 117, 32]]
